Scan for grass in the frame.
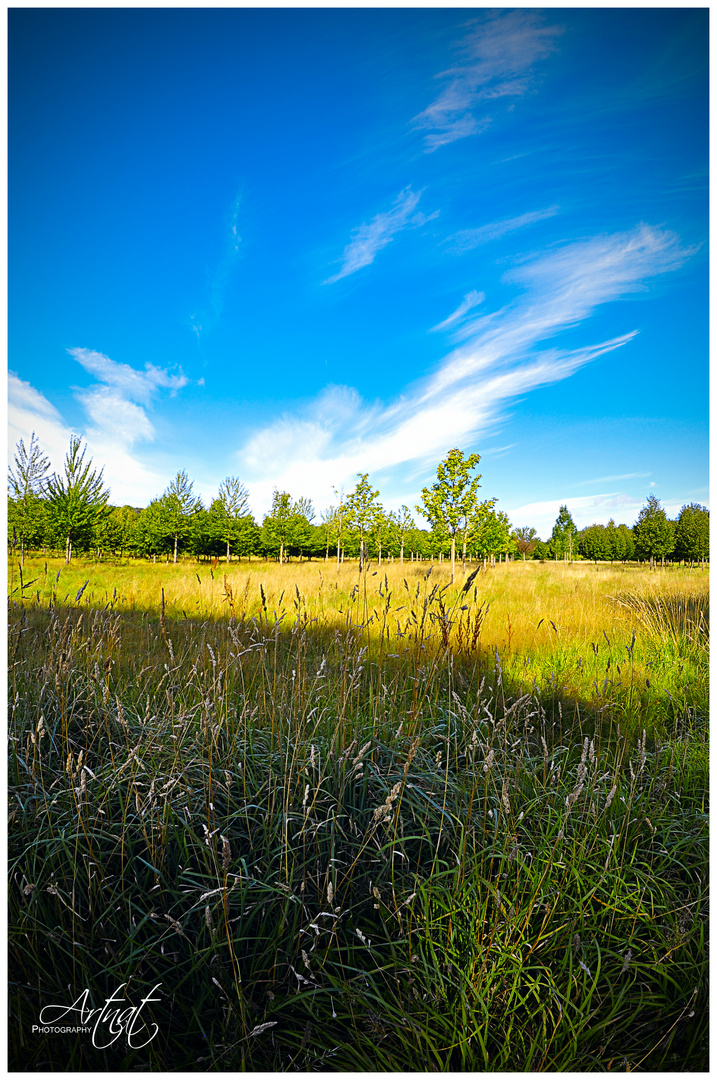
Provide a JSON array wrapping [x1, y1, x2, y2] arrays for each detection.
[[8, 556, 709, 1070]]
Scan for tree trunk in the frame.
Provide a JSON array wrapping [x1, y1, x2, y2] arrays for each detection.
[[65, 535, 72, 565], [174, 535, 178, 564], [450, 536, 455, 583], [400, 541, 404, 564], [280, 541, 284, 565], [227, 539, 231, 563]]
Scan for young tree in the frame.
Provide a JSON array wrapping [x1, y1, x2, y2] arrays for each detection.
[[633, 495, 675, 568], [550, 505, 578, 562], [417, 448, 484, 583], [93, 505, 140, 558], [345, 473, 382, 569], [213, 476, 250, 562], [388, 505, 415, 564], [45, 435, 110, 564], [262, 490, 294, 564], [674, 503, 709, 567], [578, 524, 611, 563], [134, 499, 174, 559], [160, 470, 203, 564], [291, 497, 316, 561], [8, 432, 51, 565], [512, 525, 538, 561], [471, 505, 512, 567]]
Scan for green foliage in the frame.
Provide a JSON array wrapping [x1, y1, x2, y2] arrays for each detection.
[[344, 473, 382, 566], [387, 505, 415, 562], [211, 476, 250, 561], [261, 491, 316, 563], [675, 503, 709, 566], [45, 436, 111, 563], [550, 504, 578, 561], [8, 432, 51, 565], [418, 448, 484, 581], [633, 495, 675, 567], [93, 505, 140, 556], [470, 504, 510, 563], [160, 470, 203, 563]]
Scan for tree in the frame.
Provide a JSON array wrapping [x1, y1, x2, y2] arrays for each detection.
[[291, 497, 316, 560], [45, 435, 110, 564], [633, 494, 675, 568], [512, 525, 538, 561], [675, 503, 709, 567], [134, 499, 174, 559], [94, 505, 140, 558], [262, 490, 294, 564], [550, 505, 578, 562], [388, 505, 415, 564], [417, 448, 484, 583], [471, 505, 512, 567], [160, 470, 202, 564], [8, 432, 51, 565], [578, 524, 611, 563], [345, 473, 382, 569], [213, 476, 250, 562]]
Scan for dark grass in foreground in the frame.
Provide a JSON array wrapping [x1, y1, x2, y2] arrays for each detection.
[[8, 580, 708, 1070]]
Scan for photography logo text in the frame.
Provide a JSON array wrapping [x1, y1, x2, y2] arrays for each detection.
[[33, 983, 162, 1049]]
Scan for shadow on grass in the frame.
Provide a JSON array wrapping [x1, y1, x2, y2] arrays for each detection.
[[8, 593, 709, 1071]]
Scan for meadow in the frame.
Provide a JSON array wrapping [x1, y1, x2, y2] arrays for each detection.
[[8, 556, 709, 1070]]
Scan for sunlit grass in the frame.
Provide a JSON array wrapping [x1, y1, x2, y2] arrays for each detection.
[[8, 557, 708, 1069]]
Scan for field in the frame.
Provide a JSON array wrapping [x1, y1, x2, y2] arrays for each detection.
[[8, 556, 709, 1070]]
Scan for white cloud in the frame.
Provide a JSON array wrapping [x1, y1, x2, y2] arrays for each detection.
[[238, 223, 691, 518], [69, 348, 188, 405], [9, 351, 191, 507], [413, 11, 564, 151], [447, 205, 560, 253], [506, 492, 641, 538], [324, 187, 437, 284], [8, 372, 72, 470], [506, 490, 687, 539], [430, 290, 485, 332]]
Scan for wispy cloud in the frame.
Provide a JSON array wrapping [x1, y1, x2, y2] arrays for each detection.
[[573, 472, 651, 487], [69, 348, 188, 406], [190, 193, 243, 339], [323, 187, 438, 284], [446, 205, 560, 254], [430, 290, 485, 332], [238, 223, 692, 517], [413, 11, 564, 151]]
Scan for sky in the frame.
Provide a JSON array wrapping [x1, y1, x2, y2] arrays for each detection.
[[8, 7, 709, 539]]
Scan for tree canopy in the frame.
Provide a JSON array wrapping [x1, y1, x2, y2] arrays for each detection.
[[45, 435, 110, 564], [417, 448, 484, 582]]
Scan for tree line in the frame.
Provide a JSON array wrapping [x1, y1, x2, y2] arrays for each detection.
[[7, 433, 709, 573]]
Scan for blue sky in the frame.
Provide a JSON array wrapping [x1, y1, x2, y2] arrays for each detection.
[[8, 7, 708, 538]]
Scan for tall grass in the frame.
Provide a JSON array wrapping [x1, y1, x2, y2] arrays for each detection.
[[8, 559, 708, 1070]]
